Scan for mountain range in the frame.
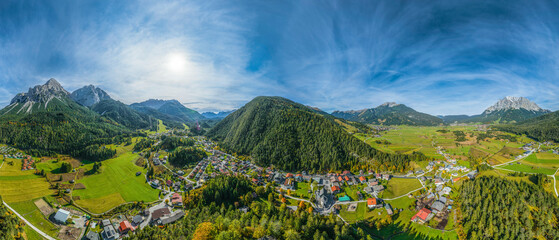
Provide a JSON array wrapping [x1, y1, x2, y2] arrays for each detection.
[[332, 102, 444, 126], [441, 96, 550, 124]]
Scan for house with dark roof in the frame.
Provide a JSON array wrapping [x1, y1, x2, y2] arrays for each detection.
[[102, 224, 119, 240], [151, 207, 171, 223], [431, 200, 446, 214], [85, 231, 99, 240], [159, 211, 186, 225], [132, 215, 143, 225], [384, 203, 393, 215]]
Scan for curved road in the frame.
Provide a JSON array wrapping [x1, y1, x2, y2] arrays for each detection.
[[3, 201, 56, 240]]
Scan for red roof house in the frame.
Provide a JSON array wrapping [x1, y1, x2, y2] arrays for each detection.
[[119, 220, 133, 233], [411, 208, 432, 223], [331, 186, 341, 193], [171, 193, 183, 206]]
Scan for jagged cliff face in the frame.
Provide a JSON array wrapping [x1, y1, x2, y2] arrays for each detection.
[[70, 85, 112, 107], [10, 78, 69, 104], [484, 96, 543, 113]]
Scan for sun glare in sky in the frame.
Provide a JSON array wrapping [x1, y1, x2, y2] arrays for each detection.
[[166, 52, 188, 73]]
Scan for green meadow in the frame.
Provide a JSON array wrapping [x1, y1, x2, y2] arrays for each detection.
[[74, 150, 159, 213]]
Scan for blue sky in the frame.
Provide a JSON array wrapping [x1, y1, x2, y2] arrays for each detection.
[[1, 0, 559, 115]]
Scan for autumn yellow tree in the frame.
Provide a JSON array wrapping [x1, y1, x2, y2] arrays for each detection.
[[192, 222, 215, 240]]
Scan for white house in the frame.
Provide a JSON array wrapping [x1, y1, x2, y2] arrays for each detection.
[[54, 209, 70, 223]]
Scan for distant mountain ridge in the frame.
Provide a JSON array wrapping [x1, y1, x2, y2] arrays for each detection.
[[130, 99, 205, 123], [201, 110, 235, 119], [441, 96, 550, 124], [70, 85, 112, 107], [332, 102, 443, 126]]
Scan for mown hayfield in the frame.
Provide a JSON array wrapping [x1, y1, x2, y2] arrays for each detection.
[[381, 178, 423, 199], [0, 158, 53, 203], [500, 163, 557, 175], [9, 199, 59, 237], [73, 151, 159, 213], [521, 154, 559, 168]]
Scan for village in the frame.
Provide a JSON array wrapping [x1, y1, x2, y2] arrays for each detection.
[[2, 130, 548, 240]]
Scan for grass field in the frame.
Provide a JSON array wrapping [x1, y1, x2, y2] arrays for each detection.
[[9, 199, 59, 237], [157, 120, 167, 133], [73, 151, 159, 213], [339, 202, 382, 223], [356, 126, 529, 168], [24, 225, 44, 240], [499, 163, 557, 175], [0, 158, 53, 203], [381, 178, 423, 199]]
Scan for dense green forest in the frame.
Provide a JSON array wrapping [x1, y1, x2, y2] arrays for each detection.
[[0, 196, 24, 239], [91, 99, 157, 130], [127, 176, 366, 240], [496, 110, 559, 142], [207, 96, 429, 172], [457, 176, 559, 239], [133, 138, 156, 151], [158, 136, 194, 150], [75, 144, 116, 161], [168, 147, 207, 167]]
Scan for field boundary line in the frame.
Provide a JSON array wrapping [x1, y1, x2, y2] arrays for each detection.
[[3, 201, 56, 240]]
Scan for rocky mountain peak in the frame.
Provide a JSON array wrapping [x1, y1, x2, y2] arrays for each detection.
[[379, 102, 400, 108], [484, 96, 544, 113], [70, 85, 112, 107], [10, 78, 70, 104]]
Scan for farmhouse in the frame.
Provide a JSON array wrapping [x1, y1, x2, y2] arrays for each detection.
[[118, 220, 133, 234], [54, 209, 70, 224], [411, 208, 433, 224], [367, 198, 382, 208], [171, 193, 183, 206], [151, 207, 171, 223]]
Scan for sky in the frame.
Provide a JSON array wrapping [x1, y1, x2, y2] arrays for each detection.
[[1, 0, 559, 115]]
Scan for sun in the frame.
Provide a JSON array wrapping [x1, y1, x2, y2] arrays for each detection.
[[166, 52, 187, 73]]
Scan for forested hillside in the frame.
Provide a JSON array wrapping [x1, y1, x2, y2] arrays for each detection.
[[457, 176, 559, 239], [0, 79, 136, 158], [207, 96, 428, 172], [91, 99, 156, 130], [496, 110, 559, 142]]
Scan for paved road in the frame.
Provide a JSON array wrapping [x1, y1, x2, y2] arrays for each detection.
[[3, 201, 56, 240], [553, 168, 559, 197], [140, 193, 172, 229], [493, 144, 539, 167]]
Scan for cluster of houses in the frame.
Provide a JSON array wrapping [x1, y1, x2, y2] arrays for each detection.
[[188, 159, 210, 181], [151, 153, 167, 166], [83, 202, 186, 239], [21, 155, 34, 170]]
